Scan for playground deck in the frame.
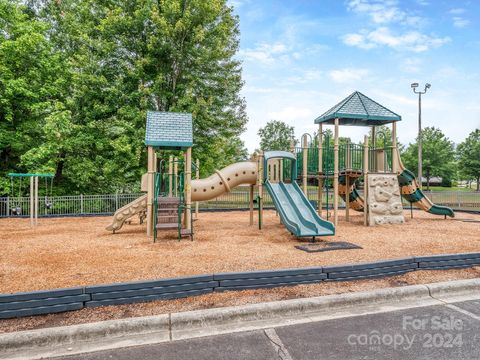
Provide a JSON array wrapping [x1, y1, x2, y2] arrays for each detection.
[[1, 210, 479, 293]]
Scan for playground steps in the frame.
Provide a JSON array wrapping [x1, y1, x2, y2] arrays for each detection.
[[155, 197, 192, 238], [156, 197, 180, 229]]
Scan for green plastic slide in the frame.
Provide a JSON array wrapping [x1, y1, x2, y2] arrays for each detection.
[[266, 180, 335, 237]]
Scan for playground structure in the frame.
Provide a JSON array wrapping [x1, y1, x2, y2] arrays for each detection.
[[294, 91, 454, 226], [7, 173, 54, 227], [106, 91, 454, 240]]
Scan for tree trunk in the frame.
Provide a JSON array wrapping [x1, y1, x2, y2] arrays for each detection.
[[54, 151, 66, 186], [477, 177, 479, 192]]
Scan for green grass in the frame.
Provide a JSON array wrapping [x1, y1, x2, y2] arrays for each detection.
[[425, 186, 478, 192]]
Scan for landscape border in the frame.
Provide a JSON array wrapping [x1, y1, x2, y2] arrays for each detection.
[[1, 252, 479, 319]]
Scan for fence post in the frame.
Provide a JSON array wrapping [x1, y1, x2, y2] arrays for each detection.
[[80, 194, 84, 214], [115, 192, 119, 210], [6, 196, 9, 217], [457, 192, 460, 208]]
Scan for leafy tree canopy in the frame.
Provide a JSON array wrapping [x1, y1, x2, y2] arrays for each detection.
[[0, 0, 248, 195], [457, 129, 480, 191], [402, 127, 456, 190], [258, 120, 296, 151]]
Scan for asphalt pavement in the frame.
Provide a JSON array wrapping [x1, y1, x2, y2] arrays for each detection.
[[56, 299, 480, 360]]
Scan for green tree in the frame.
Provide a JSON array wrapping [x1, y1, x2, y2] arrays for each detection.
[[402, 127, 456, 190], [26, 0, 247, 193], [0, 0, 67, 195], [367, 125, 404, 151], [457, 129, 480, 191], [258, 120, 296, 151]]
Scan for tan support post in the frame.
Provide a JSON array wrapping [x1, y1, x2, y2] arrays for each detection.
[[185, 148, 192, 233], [333, 118, 339, 226], [371, 126, 376, 172], [346, 140, 351, 170], [249, 184, 254, 225], [302, 134, 308, 195], [168, 155, 173, 197], [363, 135, 369, 226], [30, 176, 34, 227], [195, 159, 199, 219], [279, 159, 283, 182], [258, 151, 264, 229], [146, 146, 155, 237], [174, 157, 178, 197], [345, 174, 350, 222], [34, 176, 38, 225], [318, 124, 323, 216], [391, 122, 398, 173]]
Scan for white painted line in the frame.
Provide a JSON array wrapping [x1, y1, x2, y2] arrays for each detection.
[[446, 304, 480, 321], [264, 328, 294, 360]]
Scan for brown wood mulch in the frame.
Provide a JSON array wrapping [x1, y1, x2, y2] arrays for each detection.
[[1, 210, 479, 294]]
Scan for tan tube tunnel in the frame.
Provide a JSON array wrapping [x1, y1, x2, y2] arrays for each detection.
[[191, 161, 258, 201]]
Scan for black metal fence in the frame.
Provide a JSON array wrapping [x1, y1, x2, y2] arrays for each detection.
[[0, 188, 478, 218]]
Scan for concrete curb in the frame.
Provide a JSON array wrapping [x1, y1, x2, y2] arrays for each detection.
[[0, 315, 169, 353], [425, 278, 480, 302], [172, 284, 429, 329], [1, 278, 479, 359], [170, 284, 433, 340]]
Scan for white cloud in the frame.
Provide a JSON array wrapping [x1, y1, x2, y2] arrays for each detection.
[[347, 0, 426, 27], [267, 106, 313, 123], [329, 68, 369, 83], [243, 86, 276, 94], [452, 17, 470, 28], [379, 93, 416, 107], [228, 0, 250, 9], [342, 33, 376, 49], [347, 0, 406, 24], [342, 27, 450, 52], [401, 58, 422, 73], [285, 69, 323, 84], [239, 42, 288, 65]]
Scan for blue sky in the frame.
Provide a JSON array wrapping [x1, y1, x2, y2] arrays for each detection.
[[231, 0, 480, 151]]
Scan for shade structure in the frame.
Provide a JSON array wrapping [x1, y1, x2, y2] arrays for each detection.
[[314, 91, 401, 126], [145, 111, 193, 149]]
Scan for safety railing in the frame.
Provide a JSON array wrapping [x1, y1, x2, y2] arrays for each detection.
[[295, 144, 366, 176]]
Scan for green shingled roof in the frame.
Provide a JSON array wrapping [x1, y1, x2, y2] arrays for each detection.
[[145, 111, 193, 149], [314, 91, 401, 126]]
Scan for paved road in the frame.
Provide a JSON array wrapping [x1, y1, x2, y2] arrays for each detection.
[[57, 300, 480, 360]]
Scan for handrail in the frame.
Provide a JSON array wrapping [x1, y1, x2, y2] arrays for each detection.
[[153, 172, 161, 242]]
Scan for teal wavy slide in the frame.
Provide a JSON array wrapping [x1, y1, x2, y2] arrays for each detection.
[[265, 180, 335, 237], [397, 167, 455, 217], [394, 148, 454, 217]]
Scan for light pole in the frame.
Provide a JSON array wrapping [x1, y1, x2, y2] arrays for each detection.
[[411, 82, 431, 188]]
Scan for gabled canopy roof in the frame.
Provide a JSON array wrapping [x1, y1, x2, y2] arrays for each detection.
[[314, 91, 401, 126]]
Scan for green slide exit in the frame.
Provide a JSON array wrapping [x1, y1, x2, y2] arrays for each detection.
[[265, 180, 335, 238]]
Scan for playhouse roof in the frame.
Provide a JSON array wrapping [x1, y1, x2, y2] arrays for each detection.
[[314, 91, 401, 126], [145, 111, 193, 149]]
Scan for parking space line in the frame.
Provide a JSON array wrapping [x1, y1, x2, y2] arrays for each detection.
[[446, 304, 480, 321]]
